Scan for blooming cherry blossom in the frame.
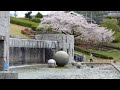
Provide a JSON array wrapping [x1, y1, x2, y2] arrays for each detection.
[[38, 11, 114, 44]]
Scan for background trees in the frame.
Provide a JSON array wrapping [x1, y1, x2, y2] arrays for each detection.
[[100, 17, 120, 43], [72, 11, 108, 24]]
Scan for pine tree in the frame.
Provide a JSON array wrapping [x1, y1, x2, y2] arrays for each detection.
[[35, 12, 43, 18], [25, 11, 32, 20]]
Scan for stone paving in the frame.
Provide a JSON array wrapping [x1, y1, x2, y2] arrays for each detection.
[[9, 63, 120, 79]]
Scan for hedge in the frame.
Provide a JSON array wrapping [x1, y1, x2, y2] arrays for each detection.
[[104, 45, 120, 50], [10, 17, 39, 30], [31, 18, 41, 23], [74, 46, 113, 59], [31, 24, 39, 30]]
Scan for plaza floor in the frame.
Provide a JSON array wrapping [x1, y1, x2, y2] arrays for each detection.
[[9, 63, 120, 79]]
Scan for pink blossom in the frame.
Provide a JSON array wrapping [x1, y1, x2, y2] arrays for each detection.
[[38, 11, 114, 44]]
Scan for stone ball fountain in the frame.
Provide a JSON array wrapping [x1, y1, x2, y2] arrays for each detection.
[[76, 62, 82, 69], [71, 61, 77, 66], [47, 59, 56, 68], [53, 51, 69, 67]]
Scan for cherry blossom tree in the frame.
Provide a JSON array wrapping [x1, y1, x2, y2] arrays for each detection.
[[37, 11, 114, 45]]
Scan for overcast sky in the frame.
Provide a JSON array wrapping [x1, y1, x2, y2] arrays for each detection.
[[10, 11, 52, 17]]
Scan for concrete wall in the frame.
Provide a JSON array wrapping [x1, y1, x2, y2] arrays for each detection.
[[9, 47, 56, 65], [9, 38, 57, 66], [35, 34, 74, 62], [9, 34, 74, 65], [10, 38, 57, 48], [0, 11, 9, 71]]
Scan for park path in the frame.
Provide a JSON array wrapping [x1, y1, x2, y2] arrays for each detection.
[[86, 60, 113, 63]]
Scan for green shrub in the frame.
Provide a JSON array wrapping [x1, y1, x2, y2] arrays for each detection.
[[19, 18, 29, 20], [31, 24, 39, 30], [106, 16, 117, 19], [36, 24, 53, 31], [112, 32, 120, 43], [10, 17, 39, 31], [112, 40, 119, 43], [31, 18, 41, 23], [75, 46, 113, 59]]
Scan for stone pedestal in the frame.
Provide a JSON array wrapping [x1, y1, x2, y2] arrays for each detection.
[[0, 71, 18, 79]]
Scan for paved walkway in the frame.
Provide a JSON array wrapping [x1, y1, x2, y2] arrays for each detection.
[[86, 60, 113, 63]]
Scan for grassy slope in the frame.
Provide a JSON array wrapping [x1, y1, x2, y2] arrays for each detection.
[[10, 23, 30, 39], [75, 45, 120, 61], [109, 42, 120, 48], [87, 48, 120, 61], [74, 51, 108, 62]]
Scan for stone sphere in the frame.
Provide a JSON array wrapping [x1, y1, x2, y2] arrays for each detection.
[[47, 59, 56, 68], [71, 61, 77, 66], [54, 51, 69, 66], [76, 62, 82, 69]]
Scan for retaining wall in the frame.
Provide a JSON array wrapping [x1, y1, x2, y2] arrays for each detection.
[[35, 34, 74, 62], [9, 38, 57, 66]]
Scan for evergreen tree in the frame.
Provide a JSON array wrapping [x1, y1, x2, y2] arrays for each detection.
[[25, 11, 32, 20], [35, 12, 43, 18]]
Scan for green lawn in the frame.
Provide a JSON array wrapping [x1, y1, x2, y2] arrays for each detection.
[[74, 51, 105, 61], [10, 23, 30, 39], [88, 48, 120, 61]]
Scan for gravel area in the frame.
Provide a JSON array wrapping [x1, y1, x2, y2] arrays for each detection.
[[9, 64, 120, 79]]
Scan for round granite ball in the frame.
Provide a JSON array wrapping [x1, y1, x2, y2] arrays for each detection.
[[71, 61, 77, 66], [76, 62, 82, 69], [47, 59, 56, 68], [54, 51, 69, 66]]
